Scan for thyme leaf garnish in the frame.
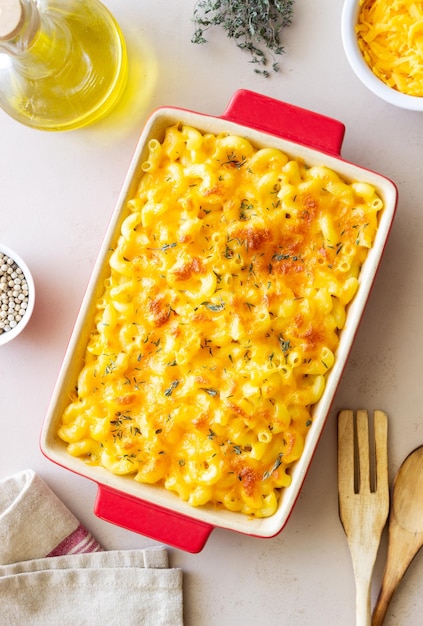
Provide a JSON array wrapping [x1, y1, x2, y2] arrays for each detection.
[[164, 380, 180, 396], [147, 242, 177, 252], [200, 387, 219, 396], [278, 334, 290, 355], [202, 301, 225, 312], [263, 452, 284, 479]]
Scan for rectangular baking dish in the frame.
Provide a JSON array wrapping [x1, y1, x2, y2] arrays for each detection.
[[41, 90, 397, 552]]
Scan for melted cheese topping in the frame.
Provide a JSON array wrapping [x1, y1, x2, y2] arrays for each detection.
[[356, 0, 423, 96], [58, 124, 383, 518]]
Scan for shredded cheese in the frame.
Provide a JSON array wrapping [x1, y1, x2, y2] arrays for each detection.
[[356, 0, 423, 96]]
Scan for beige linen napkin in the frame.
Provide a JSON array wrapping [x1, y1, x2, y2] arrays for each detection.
[[0, 549, 183, 625], [0, 469, 183, 625], [0, 468, 102, 564]]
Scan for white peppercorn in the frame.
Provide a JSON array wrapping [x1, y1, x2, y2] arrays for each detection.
[[0, 252, 30, 336]]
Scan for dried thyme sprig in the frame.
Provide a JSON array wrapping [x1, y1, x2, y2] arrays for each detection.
[[191, 0, 295, 77]]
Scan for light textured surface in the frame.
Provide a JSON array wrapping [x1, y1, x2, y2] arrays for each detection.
[[1, 1, 423, 624]]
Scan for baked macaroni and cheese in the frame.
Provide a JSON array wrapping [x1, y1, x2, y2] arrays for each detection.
[[58, 123, 383, 517]]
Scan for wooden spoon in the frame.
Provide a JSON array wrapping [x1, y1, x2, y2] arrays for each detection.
[[372, 446, 423, 626]]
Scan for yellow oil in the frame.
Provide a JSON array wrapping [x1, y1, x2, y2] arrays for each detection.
[[0, 0, 128, 131]]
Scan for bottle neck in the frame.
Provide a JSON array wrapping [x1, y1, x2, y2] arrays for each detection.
[[0, 0, 40, 53], [0, 0, 73, 77]]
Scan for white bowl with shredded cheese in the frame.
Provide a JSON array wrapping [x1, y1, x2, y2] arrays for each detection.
[[0, 244, 35, 346], [342, 0, 423, 111]]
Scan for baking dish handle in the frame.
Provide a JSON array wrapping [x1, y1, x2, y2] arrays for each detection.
[[94, 484, 214, 553], [221, 89, 345, 156]]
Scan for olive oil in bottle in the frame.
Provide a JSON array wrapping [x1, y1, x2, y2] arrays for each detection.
[[0, 0, 128, 131]]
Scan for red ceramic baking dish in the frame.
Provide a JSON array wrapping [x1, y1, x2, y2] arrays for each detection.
[[41, 90, 397, 552]]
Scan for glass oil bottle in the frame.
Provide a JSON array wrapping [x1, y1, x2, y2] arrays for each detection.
[[0, 0, 128, 130]]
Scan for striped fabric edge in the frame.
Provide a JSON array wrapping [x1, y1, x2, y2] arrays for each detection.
[[46, 523, 103, 557]]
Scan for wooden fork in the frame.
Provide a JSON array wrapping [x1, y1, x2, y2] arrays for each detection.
[[338, 410, 390, 626]]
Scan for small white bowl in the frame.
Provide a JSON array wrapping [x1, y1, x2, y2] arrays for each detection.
[[0, 244, 35, 346], [342, 0, 423, 111]]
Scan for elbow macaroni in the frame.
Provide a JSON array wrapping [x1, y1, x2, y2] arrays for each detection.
[[58, 123, 383, 518]]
